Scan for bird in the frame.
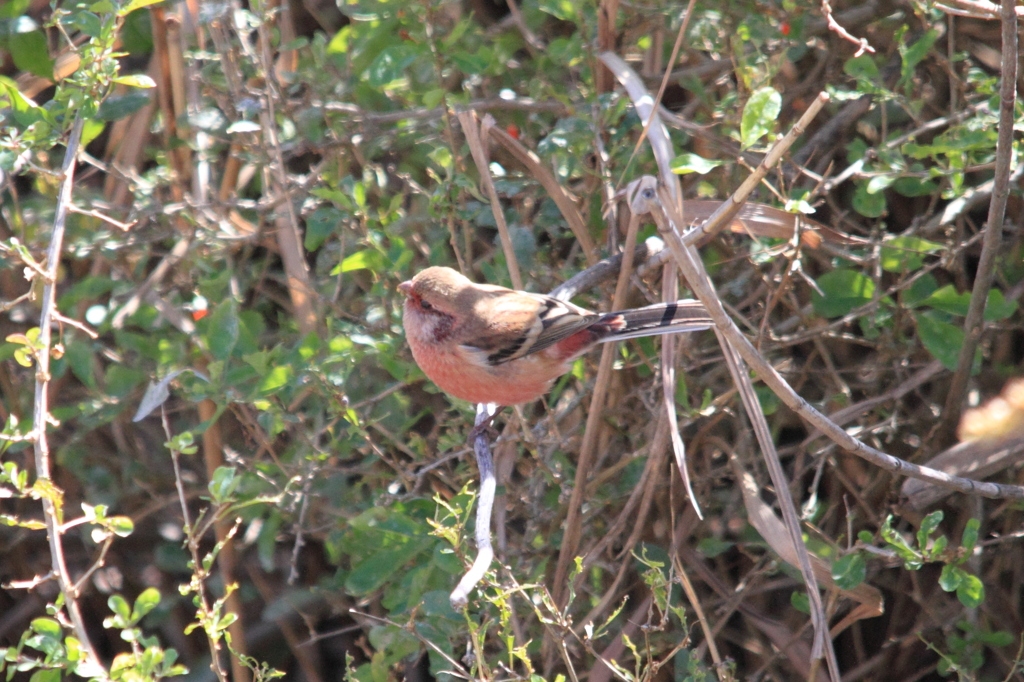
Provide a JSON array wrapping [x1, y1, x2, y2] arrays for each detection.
[[399, 266, 713, 406]]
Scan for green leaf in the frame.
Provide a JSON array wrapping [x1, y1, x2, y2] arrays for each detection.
[[97, 92, 151, 121], [208, 466, 239, 503], [811, 269, 876, 318], [852, 182, 886, 217], [258, 365, 292, 394], [920, 285, 1018, 321], [790, 591, 810, 613], [206, 299, 240, 361], [901, 272, 938, 307], [112, 74, 156, 88], [670, 153, 723, 175], [30, 617, 63, 638], [105, 364, 145, 398], [831, 553, 867, 590], [917, 510, 943, 548], [108, 516, 135, 537], [131, 588, 161, 621], [844, 54, 880, 81], [939, 564, 963, 592], [8, 23, 53, 79], [740, 87, 781, 149], [367, 45, 417, 88], [335, 248, 383, 274], [108, 595, 131, 622], [892, 176, 938, 197], [880, 235, 943, 273], [960, 518, 980, 554], [866, 174, 895, 195], [956, 573, 985, 608], [422, 88, 445, 109], [305, 206, 342, 251], [915, 311, 965, 370], [983, 289, 1017, 321], [0, 77, 46, 128], [899, 30, 939, 90], [65, 9, 103, 37]]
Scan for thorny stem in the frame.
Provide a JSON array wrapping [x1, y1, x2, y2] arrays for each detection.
[[32, 114, 108, 680]]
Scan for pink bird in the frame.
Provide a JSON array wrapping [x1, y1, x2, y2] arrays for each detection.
[[399, 266, 712, 406]]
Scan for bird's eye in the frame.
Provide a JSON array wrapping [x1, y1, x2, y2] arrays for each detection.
[[419, 299, 434, 311]]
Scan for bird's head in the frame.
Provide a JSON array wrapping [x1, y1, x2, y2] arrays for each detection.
[[399, 266, 469, 345]]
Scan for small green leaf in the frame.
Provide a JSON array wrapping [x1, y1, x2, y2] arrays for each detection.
[[30, 617, 63, 638], [831, 553, 867, 590], [915, 311, 965, 370], [790, 591, 810, 613], [305, 206, 342, 251], [917, 510, 943, 548], [206, 300, 240, 361], [899, 30, 939, 89], [892, 176, 938, 197], [866, 174, 896, 194], [422, 88, 445, 109], [811, 269, 876, 318], [740, 87, 781, 149], [107, 516, 135, 538], [9, 24, 53, 79], [367, 45, 417, 88], [852, 182, 886, 217], [956, 573, 985, 608], [880, 235, 943, 273], [107, 595, 131, 623], [960, 518, 980, 554], [670, 153, 723, 175], [983, 289, 1017, 321], [112, 74, 156, 88], [97, 92, 151, 121], [131, 588, 161, 621], [844, 54, 880, 80], [208, 466, 239, 503], [335, 248, 383, 274]]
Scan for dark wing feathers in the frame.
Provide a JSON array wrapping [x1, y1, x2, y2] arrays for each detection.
[[465, 291, 711, 367]]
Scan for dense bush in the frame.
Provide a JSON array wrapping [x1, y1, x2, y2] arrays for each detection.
[[1, 0, 1022, 679]]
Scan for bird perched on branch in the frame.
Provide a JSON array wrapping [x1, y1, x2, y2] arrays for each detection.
[[399, 266, 712, 406]]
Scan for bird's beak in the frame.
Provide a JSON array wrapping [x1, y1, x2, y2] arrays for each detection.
[[398, 281, 412, 295]]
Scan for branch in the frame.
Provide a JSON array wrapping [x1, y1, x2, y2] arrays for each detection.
[[33, 115, 108, 679]]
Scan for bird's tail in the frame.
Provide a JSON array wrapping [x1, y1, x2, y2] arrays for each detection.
[[598, 300, 713, 341]]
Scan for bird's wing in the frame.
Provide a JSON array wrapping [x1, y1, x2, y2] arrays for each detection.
[[459, 291, 598, 366]]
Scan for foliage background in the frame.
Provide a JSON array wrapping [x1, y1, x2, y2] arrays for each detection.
[[0, 0, 1023, 679]]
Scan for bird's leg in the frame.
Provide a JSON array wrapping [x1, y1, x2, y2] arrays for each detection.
[[466, 402, 502, 444]]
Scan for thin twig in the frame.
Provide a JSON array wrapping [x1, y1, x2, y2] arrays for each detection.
[[458, 111, 523, 288], [449, 403, 498, 608]]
